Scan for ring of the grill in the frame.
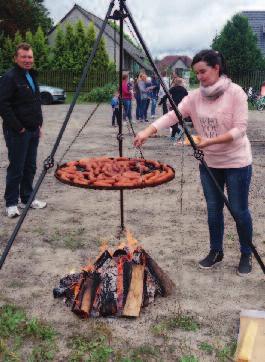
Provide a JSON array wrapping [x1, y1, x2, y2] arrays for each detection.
[[55, 157, 175, 190]]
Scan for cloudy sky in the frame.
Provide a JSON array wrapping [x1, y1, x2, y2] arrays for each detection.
[[43, 0, 265, 59]]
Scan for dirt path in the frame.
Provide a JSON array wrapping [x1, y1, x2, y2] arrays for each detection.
[[0, 104, 264, 361]]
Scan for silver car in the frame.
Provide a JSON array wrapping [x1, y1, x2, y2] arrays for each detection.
[[39, 85, 66, 105]]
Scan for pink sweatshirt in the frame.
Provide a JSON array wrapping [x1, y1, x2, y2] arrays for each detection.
[[153, 82, 252, 168]]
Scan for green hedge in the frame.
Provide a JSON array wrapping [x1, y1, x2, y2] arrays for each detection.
[[81, 83, 117, 103]]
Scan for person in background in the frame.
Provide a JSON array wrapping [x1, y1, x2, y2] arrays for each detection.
[[168, 77, 188, 140], [150, 73, 160, 119], [134, 49, 253, 276], [0, 42, 47, 218], [259, 81, 265, 97], [133, 75, 141, 121], [145, 76, 152, 119], [158, 71, 170, 115], [121, 72, 132, 122], [111, 91, 119, 127], [137, 72, 149, 122]]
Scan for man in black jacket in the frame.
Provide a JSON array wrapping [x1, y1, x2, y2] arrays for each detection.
[[0, 43, 47, 218]]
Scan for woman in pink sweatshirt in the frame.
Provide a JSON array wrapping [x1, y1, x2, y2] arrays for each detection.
[[134, 49, 253, 276]]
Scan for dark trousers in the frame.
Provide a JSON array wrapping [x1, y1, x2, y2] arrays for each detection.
[[171, 124, 182, 137], [140, 98, 148, 120], [122, 99, 132, 121], [3, 126, 40, 207], [161, 98, 168, 115], [135, 94, 141, 120], [199, 164, 253, 255], [112, 108, 119, 126]]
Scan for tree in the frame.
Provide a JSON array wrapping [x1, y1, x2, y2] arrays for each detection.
[[13, 31, 23, 47], [93, 37, 110, 72], [50, 20, 111, 72], [32, 26, 50, 70], [51, 25, 66, 69], [212, 14, 265, 74], [1, 36, 14, 71], [0, 0, 53, 39], [86, 22, 109, 72], [25, 30, 33, 45]]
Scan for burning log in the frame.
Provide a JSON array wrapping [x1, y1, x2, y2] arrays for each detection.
[[72, 272, 100, 318], [123, 264, 145, 317], [144, 251, 175, 297], [53, 234, 175, 319]]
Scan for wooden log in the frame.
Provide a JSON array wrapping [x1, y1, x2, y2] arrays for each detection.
[[123, 264, 144, 317], [72, 272, 100, 318], [144, 251, 175, 296], [237, 320, 258, 362], [235, 310, 265, 362]]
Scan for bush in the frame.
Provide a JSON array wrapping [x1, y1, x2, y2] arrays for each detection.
[[82, 83, 117, 103]]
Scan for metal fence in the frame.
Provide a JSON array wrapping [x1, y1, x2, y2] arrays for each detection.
[[38, 70, 117, 92], [229, 70, 265, 91], [37, 69, 265, 93]]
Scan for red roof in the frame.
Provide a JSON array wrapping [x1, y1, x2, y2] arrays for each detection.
[[157, 55, 192, 71]]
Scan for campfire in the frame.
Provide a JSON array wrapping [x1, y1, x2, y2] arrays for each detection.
[[53, 231, 175, 318]]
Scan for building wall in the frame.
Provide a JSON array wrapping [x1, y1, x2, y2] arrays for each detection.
[[242, 11, 265, 56]]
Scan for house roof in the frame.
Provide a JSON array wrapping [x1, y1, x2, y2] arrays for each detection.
[[157, 55, 192, 71], [48, 3, 152, 71]]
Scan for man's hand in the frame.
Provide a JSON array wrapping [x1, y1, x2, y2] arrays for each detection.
[[19, 128, 26, 134]]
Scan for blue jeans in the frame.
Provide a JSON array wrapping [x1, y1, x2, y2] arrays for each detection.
[[140, 99, 148, 120], [3, 126, 40, 207], [151, 97, 157, 116], [122, 99, 132, 121], [135, 94, 141, 120], [199, 164, 252, 255]]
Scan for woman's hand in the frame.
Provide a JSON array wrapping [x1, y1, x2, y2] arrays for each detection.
[[197, 137, 212, 148], [133, 125, 157, 147], [197, 132, 233, 148]]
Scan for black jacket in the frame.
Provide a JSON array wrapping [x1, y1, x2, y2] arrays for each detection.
[[0, 65, 43, 132], [169, 85, 188, 106]]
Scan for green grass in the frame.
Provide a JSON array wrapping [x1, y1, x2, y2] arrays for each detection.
[[198, 340, 237, 361], [0, 304, 58, 361], [45, 226, 86, 250], [179, 356, 199, 362], [198, 342, 214, 354], [151, 313, 199, 338], [67, 322, 114, 362]]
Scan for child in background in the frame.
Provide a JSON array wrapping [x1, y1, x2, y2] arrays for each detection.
[[111, 91, 119, 127]]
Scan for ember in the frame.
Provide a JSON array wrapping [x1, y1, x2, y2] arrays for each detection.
[[53, 232, 175, 318]]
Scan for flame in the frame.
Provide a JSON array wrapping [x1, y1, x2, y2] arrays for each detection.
[[117, 241, 126, 250], [126, 229, 139, 253], [99, 240, 109, 254]]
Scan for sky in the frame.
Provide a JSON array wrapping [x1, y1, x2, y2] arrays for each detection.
[[43, 0, 265, 59]]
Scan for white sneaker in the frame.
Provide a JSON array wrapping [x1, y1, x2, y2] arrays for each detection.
[[6, 205, 20, 218], [20, 199, 47, 209], [151, 115, 155, 119]]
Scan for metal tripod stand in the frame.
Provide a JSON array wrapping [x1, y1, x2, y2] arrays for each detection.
[[0, 0, 264, 274]]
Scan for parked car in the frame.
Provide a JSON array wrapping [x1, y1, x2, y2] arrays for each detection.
[[39, 85, 66, 105]]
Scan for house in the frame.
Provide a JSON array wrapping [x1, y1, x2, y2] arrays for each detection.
[[47, 3, 152, 74], [156, 55, 192, 76], [242, 11, 265, 56]]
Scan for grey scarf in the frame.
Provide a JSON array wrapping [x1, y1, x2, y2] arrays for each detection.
[[200, 76, 231, 100]]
